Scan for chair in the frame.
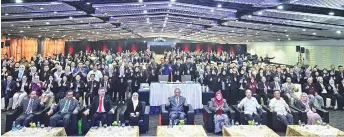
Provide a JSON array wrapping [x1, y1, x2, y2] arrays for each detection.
[[232, 105, 267, 125], [119, 101, 150, 134], [43, 109, 79, 135], [262, 105, 300, 132], [160, 104, 194, 125], [202, 101, 235, 132], [5, 106, 49, 132], [290, 105, 329, 123], [81, 105, 118, 133]]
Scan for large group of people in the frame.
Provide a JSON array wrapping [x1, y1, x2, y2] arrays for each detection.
[[1, 49, 344, 134]]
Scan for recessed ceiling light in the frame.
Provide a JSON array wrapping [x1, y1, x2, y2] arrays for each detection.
[[277, 5, 283, 10], [40, 7, 44, 10], [217, 4, 222, 8], [248, 15, 252, 18], [170, 0, 176, 2], [312, 33, 316, 35], [210, 9, 214, 12], [5, 13, 9, 16], [8, 33, 11, 35], [86, 2, 90, 4], [38, 35, 41, 37], [20, 30, 24, 33], [284, 30, 287, 32], [329, 12, 334, 16], [15, 0, 23, 3], [143, 10, 147, 13], [168, 4, 172, 7], [54, 11, 57, 14], [277, 39, 280, 41], [302, 29, 306, 31], [257, 11, 263, 15], [69, 16, 73, 19], [336, 30, 342, 34], [288, 38, 291, 40], [27, 26, 30, 28], [45, 22, 50, 25]]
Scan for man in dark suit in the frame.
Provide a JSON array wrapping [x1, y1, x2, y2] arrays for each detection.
[[257, 76, 272, 105], [100, 75, 112, 99], [166, 88, 187, 122], [2, 75, 16, 111], [182, 57, 196, 81], [15, 91, 44, 126], [85, 74, 99, 106], [172, 58, 183, 82], [335, 65, 344, 84], [47, 90, 80, 129], [39, 65, 51, 81], [83, 87, 114, 126], [270, 76, 282, 91], [72, 75, 86, 101]]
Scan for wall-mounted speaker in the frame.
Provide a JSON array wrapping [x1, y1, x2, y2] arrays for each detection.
[[301, 47, 305, 53], [1, 42, 4, 48], [296, 46, 300, 52], [5, 40, 10, 46]]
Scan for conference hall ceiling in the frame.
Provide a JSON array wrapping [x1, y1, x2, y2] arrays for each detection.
[[1, 0, 344, 43]]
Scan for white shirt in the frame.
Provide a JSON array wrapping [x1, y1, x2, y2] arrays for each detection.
[[238, 97, 260, 115], [20, 82, 26, 92], [87, 70, 103, 81], [269, 98, 288, 115], [97, 96, 105, 113]]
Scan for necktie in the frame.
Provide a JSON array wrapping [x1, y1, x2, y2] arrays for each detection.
[[98, 97, 103, 112], [90, 81, 94, 93], [26, 99, 33, 114], [62, 100, 70, 113], [276, 82, 280, 90], [176, 97, 179, 105], [105, 82, 107, 92]]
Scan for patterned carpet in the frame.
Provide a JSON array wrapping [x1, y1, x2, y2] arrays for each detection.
[[2, 107, 344, 136]]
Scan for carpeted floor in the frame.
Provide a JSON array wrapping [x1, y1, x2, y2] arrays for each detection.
[[2, 106, 344, 136]]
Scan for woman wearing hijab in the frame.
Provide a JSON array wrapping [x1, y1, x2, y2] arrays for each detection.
[[125, 92, 141, 126], [295, 93, 322, 125], [208, 91, 231, 134]]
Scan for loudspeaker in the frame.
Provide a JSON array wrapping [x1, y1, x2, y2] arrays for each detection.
[[301, 47, 305, 53], [5, 40, 10, 46], [296, 46, 300, 52], [1, 42, 3, 48]]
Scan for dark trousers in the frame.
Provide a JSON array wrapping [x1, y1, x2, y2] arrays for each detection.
[[50, 112, 71, 129], [106, 91, 113, 102], [277, 113, 293, 126], [15, 113, 35, 127], [332, 93, 344, 108], [85, 93, 96, 106], [259, 92, 273, 105], [118, 86, 126, 101], [245, 113, 261, 124], [238, 89, 245, 101], [91, 112, 107, 126], [4, 93, 13, 109], [129, 116, 139, 126]]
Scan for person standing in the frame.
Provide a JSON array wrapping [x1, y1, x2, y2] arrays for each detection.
[[2, 75, 16, 111], [85, 74, 99, 105]]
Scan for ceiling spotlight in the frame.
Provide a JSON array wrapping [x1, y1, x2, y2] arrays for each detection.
[[15, 0, 23, 3], [8, 34, 11, 35], [286, 34, 289, 37], [277, 5, 283, 10], [257, 11, 263, 15], [284, 30, 287, 32], [27, 26, 30, 28], [45, 22, 50, 25], [143, 10, 147, 13], [54, 11, 57, 14], [38, 35, 41, 37], [69, 16, 73, 19], [96, 8, 99, 10], [40, 7, 44, 10], [86, 2, 90, 4], [217, 4, 222, 8], [210, 9, 214, 12], [336, 30, 342, 34], [30, 19, 33, 21], [20, 30, 24, 33], [5, 13, 9, 16], [277, 39, 280, 41], [248, 15, 252, 18], [168, 4, 172, 7], [288, 38, 291, 40], [170, 0, 176, 2], [329, 12, 334, 16], [138, 0, 143, 2], [312, 32, 316, 35], [302, 29, 306, 31]]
